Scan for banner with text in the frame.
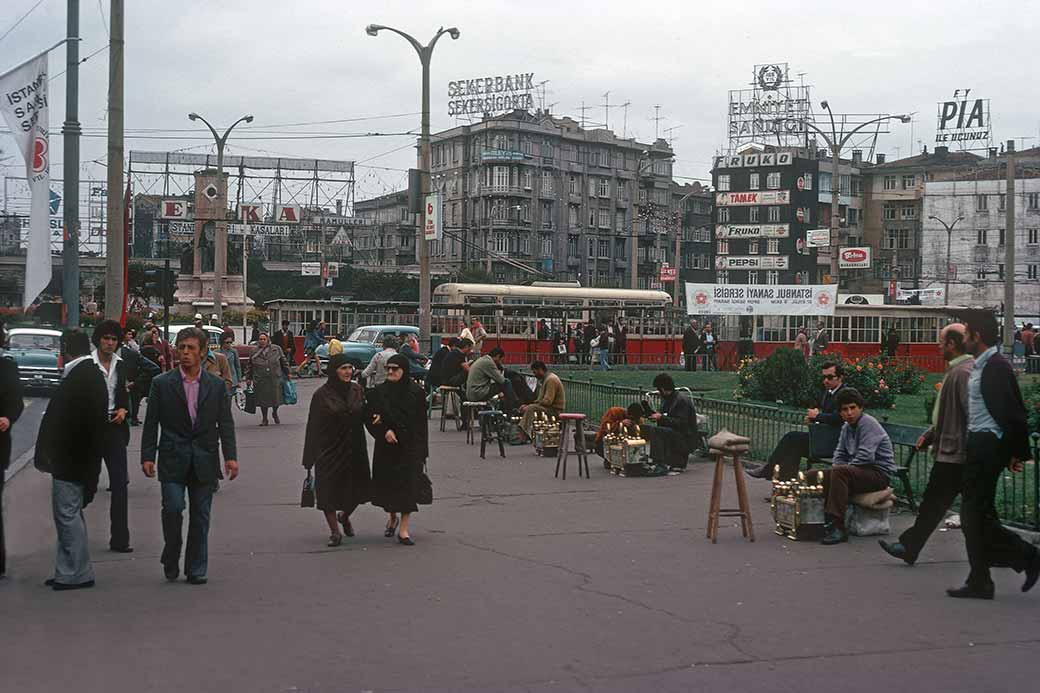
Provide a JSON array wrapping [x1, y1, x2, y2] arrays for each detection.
[[685, 283, 838, 316]]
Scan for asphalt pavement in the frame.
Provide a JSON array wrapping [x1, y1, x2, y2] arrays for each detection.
[[1, 379, 1038, 692]]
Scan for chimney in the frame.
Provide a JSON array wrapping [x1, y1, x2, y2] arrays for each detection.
[[851, 149, 862, 165], [922, 145, 928, 155], [989, 147, 998, 159], [335, 199, 343, 216], [876, 153, 886, 164], [934, 146, 948, 158]]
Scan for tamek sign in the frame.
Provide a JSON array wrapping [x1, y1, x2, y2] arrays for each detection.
[[838, 246, 871, 269], [447, 72, 535, 116], [715, 190, 790, 206], [715, 224, 788, 239], [935, 89, 990, 147]]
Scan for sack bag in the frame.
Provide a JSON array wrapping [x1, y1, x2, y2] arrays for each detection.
[[589, 335, 600, 348], [417, 464, 433, 505], [244, 383, 257, 414], [282, 378, 298, 406], [301, 469, 315, 508]]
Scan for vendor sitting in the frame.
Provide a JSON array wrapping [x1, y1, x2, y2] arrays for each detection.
[[594, 403, 645, 459], [519, 361, 565, 437], [466, 346, 519, 412], [818, 388, 896, 545], [644, 374, 699, 471]]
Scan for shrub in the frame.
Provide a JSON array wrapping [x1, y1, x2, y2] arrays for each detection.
[[736, 348, 813, 407], [1023, 379, 1040, 437]]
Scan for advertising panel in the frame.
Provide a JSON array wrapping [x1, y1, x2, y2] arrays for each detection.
[[715, 256, 790, 270], [424, 192, 443, 241], [715, 190, 790, 206], [935, 89, 990, 150], [685, 283, 837, 316], [838, 246, 871, 269], [715, 224, 789, 239], [805, 228, 830, 248]]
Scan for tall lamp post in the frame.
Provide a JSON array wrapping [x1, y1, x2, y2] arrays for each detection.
[[186, 112, 254, 321], [671, 189, 700, 307], [800, 105, 910, 286], [928, 214, 964, 306], [366, 23, 460, 345]]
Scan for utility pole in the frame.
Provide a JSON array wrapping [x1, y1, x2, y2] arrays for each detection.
[[928, 214, 963, 306], [104, 0, 124, 321], [1004, 139, 1016, 351], [61, 0, 81, 327]]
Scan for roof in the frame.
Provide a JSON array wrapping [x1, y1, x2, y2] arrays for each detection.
[[872, 150, 982, 170], [7, 327, 62, 336], [351, 325, 419, 332]]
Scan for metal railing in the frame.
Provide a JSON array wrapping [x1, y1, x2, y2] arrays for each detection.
[[553, 377, 1040, 531]]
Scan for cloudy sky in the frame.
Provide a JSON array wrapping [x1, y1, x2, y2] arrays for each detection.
[[2, 0, 1039, 202]]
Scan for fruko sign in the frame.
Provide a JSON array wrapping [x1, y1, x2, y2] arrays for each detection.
[[715, 224, 788, 239], [685, 283, 837, 316], [715, 255, 789, 270], [715, 190, 790, 206], [838, 246, 871, 269], [712, 151, 793, 169]]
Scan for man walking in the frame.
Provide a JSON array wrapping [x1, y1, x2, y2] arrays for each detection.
[[91, 321, 134, 553], [682, 320, 701, 372], [0, 324, 25, 578], [37, 330, 108, 590], [272, 320, 296, 365], [947, 310, 1039, 599], [142, 327, 238, 585], [880, 323, 972, 565]]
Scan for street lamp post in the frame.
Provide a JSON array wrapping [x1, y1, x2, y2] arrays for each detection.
[[928, 214, 964, 306], [672, 189, 699, 307], [187, 112, 254, 321], [366, 23, 460, 346], [801, 105, 910, 287]]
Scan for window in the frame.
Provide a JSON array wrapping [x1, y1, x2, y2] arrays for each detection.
[[521, 203, 531, 222], [587, 238, 595, 257], [977, 229, 988, 245], [541, 170, 554, 195], [998, 264, 1005, 280], [976, 268, 987, 280], [541, 236, 552, 257], [847, 208, 860, 226], [749, 240, 760, 254], [886, 228, 910, 249], [976, 195, 988, 211], [998, 194, 1006, 211], [1029, 193, 1039, 210], [598, 209, 611, 228], [1028, 265, 1038, 280], [717, 239, 729, 254], [802, 173, 813, 191], [747, 271, 760, 285], [598, 239, 610, 257], [717, 174, 731, 191], [767, 206, 782, 222], [749, 207, 760, 223], [900, 206, 917, 220], [596, 178, 610, 197], [588, 177, 597, 196], [767, 238, 780, 254], [568, 175, 578, 195], [902, 175, 916, 189], [542, 141, 554, 160], [493, 166, 509, 190], [616, 181, 626, 202], [718, 208, 730, 223], [520, 235, 530, 255], [999, 229, 1005, 246], [766, 270, 779, 285], [1029, 228, 1039, 244], [883, 176, 897, 191], [749, 173, 760, 190], [568, 205, 579, 228], [716, 270, 729, 284], [883, 205, 896, 220], [766, 172, 781, 189], [494, 233, 507, 253], [615, 211, 624, 231], [839, 174, 851, 195]]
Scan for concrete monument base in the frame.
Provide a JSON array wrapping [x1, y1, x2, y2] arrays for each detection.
[[174, 273, 253, 313]]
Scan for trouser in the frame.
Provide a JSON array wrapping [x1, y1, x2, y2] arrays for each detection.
[[485, 380, 519, 413], [960, 432, 1038, 588], [51, 479, 94, 585], [764, 431, 810, 480], [102, 424, 130, 550], [598, 347, 610, 371], [821, 465, 890, 530], [647, 425, 692, 470], [161, 472, 216, 579], [0, 472, 5, 576], [899, 461, 963, 560], [259, 405, 279, 421], [704, 349, 717, 371], [684, 352, 697, 372]]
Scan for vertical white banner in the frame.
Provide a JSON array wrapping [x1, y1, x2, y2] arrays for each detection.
[[0, 50, 52, 308], [424, 192, 443, 241]]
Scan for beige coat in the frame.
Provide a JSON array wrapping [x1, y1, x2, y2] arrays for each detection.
[[924, 355, 973, 464]]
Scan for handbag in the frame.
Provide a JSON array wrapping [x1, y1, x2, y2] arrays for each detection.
[[243, 383, 256, 414], [301, 468, 315, 508], [417, 463, 433, 505], [282, 378, 298, 405]]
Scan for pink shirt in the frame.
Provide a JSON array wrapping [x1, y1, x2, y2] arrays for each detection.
[[180, 366, 200, 426]]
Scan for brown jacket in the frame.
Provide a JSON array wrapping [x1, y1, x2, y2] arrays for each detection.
[[535, 372, 566, 414], [925, 355, 973, 464], [205, 350, 234, 391]]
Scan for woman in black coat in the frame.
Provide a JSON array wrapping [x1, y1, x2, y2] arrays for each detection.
[[366, 353, 429, 545], [301, 354, 371, 546]]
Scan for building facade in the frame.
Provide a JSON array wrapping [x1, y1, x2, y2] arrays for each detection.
[[815, 150, 865, 287], [353, 191, 416, 272]]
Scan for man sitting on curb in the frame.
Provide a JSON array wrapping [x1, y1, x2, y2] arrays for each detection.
[[818, 388, 896, 545]]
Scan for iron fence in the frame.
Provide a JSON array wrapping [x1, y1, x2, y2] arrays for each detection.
[[555, 376, 1040, 531]]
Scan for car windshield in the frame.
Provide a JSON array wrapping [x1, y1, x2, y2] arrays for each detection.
[[9, 333, 60, 350], [348, 328, 379, 344]]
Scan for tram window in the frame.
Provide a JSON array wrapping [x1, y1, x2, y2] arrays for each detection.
[[849, 316, 880, 343], [907, 317, 938, 344], [755, 316, 786, 342]]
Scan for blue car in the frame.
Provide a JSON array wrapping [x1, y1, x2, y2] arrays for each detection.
[[314, 325, 422, 369]]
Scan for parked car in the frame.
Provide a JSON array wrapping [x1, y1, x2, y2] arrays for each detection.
[[314, 325, 421, 369], [3, 327, 63, 390], [163, 324, 255, 368]]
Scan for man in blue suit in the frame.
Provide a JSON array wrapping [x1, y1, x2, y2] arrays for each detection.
[[142, 327, 238, 585]]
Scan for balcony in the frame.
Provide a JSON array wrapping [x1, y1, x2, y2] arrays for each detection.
[[973, 246, 991, 263]]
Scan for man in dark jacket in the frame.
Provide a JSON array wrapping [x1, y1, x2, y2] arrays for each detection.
[[646, 373, 700, 470], [426, 337, 455, 391], [142, 327, 238, 585], [38, 329, 108, 590], [746, 361, 847, 479], [0, 326, 25, 578], [947, 310, 1040, 600], [122, 332, 160, 425], [272, 320, 296, 365], [682, 320, 702, 372]]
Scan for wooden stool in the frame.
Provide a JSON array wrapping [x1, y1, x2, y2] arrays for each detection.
[[438, 386, 461, 432], [462, 401, 488, 445], [555, 413, 590, 479], [478, 410, 506, 459], [706, 453, 755, 543]]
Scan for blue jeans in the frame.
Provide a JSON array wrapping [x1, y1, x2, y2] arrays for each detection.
[[52, 479, 94, 585], [597, 347, 611, 371], [161, 477, 215, 578]]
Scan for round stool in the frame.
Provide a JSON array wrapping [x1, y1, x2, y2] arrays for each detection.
[[461, 401, 488, 444], [478, 410, 506, 459], [437, 386, 461, 432], [555, 413, 590, 479]]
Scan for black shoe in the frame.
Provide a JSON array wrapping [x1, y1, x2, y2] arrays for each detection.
[[110, 545, 134, 554], [384, 517, 399, 538], [164, 565, 179, 582], [186, 576, 208, 585], [52, 579, 95, 591], [947, 584, 995, 600], [44, 578, 56, 587], [879, 540, 916, 566], [744, 464, 772, 480], [1023, 554, 1040, 593], [337, 512, 355, 538], [821, 526, 848, 545], [398, 535, 415, 546]]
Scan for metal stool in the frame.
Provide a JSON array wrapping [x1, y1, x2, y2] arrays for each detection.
[[555, 413, 590, 479], [478, 410, 506, 459], [706, 453, 755, 543], [462, 401, 488, 444], [438, 386, 461, 432]]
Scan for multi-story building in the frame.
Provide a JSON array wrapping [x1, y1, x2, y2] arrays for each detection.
[[860, 146, 981, 295], [815, 150, 866, 287], [673, 182, 714, 298], [710, 149, 819, 286], [353, 191, 416, 272]]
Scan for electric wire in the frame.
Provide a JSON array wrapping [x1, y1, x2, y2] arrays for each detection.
[[0, 0, 46, 44]]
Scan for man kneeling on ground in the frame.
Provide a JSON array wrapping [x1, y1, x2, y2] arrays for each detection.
[[818, 388, 896, 545], [645, 374, 699, 471]]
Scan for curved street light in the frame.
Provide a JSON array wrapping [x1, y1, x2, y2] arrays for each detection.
[[366, 24, 460, 344], [928, 214, 965, 306], [186, 112, 255, 320]]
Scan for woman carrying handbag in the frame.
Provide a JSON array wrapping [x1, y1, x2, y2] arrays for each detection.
[[247, 332, 289, 426]]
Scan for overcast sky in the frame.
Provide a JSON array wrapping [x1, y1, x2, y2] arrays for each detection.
[[3, 0, 1039, 203]]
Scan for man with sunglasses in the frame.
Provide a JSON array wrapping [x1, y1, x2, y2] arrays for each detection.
[[746, 361, 847, 480]]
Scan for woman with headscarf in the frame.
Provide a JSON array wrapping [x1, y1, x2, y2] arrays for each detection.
[[366, 354, 429, 545], [246, 332, 289, 426], [302, 355, 371, 546]]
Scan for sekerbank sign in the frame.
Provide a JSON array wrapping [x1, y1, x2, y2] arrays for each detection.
[[447, 72, 535, 116]]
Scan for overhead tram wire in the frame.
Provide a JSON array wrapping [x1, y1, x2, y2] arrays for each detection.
[[0, 0, 46, 44]]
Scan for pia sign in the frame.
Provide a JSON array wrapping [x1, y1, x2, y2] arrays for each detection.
[[935, 89, 990, 147]]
